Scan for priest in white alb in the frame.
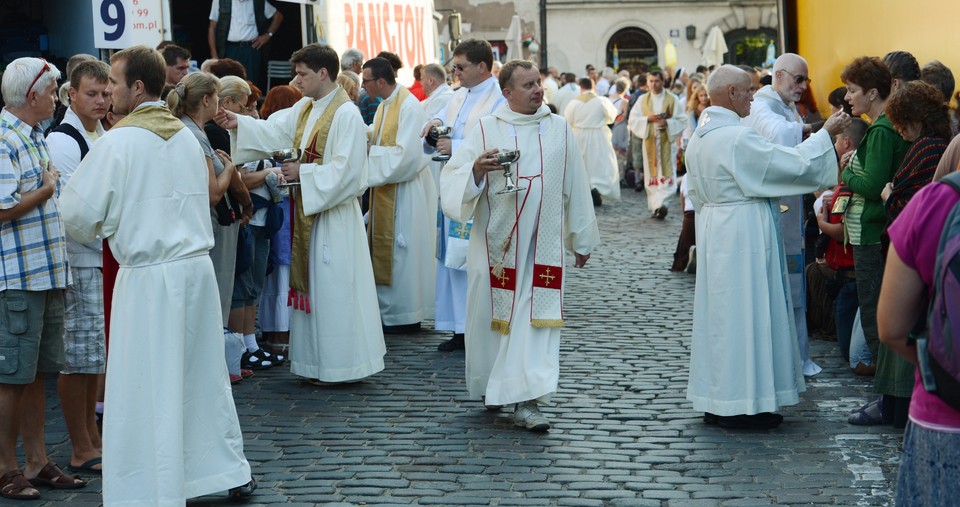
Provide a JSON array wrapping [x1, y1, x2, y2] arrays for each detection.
[[564, 76, 621, 205], [627, 69, 687, 218], [684, 65, 849, 430], [361, 57, 437, 331], [60, 45, 254, 506], [421, 39, 506, 352], [420, 63, 454, 119], [440, 60, 599, 432], [742, 53, 821, 377], [216, 44, 386, 383]]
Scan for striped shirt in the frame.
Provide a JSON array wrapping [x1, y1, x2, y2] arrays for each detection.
[[0, 108, 69, 291]]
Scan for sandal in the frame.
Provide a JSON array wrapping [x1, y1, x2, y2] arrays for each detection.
[[241, 349, 275, 370], [27, 462, 85, 490], [848, 398, 884, 426], [0, 470, 39, 500]]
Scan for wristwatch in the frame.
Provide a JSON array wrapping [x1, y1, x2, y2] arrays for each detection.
[[267, 32, 274, 37]]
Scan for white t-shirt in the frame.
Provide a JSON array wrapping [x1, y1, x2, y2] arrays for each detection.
[[209, 0, 277, 42]]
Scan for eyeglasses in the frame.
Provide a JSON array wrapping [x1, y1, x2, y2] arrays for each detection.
[[453, 61, 476, 72], [26, 58, 51, 100], [780, 69, 810, 86], [362, 77, 376, 84]]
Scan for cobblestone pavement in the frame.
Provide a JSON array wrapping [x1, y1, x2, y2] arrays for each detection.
[[32, 189, 902, 506]]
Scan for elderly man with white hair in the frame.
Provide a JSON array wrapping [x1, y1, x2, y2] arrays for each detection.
[[742, 53, 821, 377], [684, 65, 850, 430], [0, 57, 85, 501]]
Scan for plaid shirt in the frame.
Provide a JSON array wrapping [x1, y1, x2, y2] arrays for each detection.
[[0, 108, 69, 291]]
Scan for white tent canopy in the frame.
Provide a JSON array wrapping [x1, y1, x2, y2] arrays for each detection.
[[701, 26, 728, 67]]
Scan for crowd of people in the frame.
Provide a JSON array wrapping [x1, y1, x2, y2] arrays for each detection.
[[0, 31, 957, 507]]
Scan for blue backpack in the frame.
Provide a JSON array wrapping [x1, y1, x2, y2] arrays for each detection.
[[917, 171, 960, 411]]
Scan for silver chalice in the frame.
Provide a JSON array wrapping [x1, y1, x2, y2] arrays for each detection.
[[271, 148, 302, 187], [494, 149, 523, 194], [430, 125, 453, 162]]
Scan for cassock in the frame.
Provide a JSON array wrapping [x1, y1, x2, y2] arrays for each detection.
[[426, 76, 505, 334], [684, 106, 837, 416], [440, 104, 599, 406], [367, 85, 438, 326], [564, 91, 621, 200], [231, 87, 386, 382], [742, 85, 820, 376], [60, 103, 250, 506], [627, 90, 687, 211]]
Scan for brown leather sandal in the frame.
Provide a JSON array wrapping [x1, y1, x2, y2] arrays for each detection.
[[0, 470, 40, 500], [27, 462, 85, 490]]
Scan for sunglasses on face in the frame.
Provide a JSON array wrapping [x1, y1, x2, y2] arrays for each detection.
[[781, 69, 810, 86]]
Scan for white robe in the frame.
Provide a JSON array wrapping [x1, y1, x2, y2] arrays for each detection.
[[60, 105, 250, 507], [423, 83, 454, 119], [367, 86, 438, 326], [564, 92, 621, 200], [440, 104, 599, 405], [684, 106, 837, 416], [553, 83, 579, 119], [627, 90, 687, 211], [232, 88, 386, 382], [425, 76, 506, 333], [742, 85, 820, 377]]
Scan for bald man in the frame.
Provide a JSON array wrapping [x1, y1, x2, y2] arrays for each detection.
[[742, 53, 821, 377], [684, 65, 850, 430]]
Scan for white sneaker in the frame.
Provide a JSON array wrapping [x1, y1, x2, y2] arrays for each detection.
[[513, 401, 550, 431]]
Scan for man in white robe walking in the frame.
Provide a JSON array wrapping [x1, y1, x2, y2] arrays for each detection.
[[564, 77, 620, 206], [362, 57, 437, 332], [684, 65, 850, 430], [742, 53, 822, 377], [440, 60, 599, 431], [60, 45, 254, 505], [628, 70, 687, 218], [421, 39, 506, 352], [217, 44, 386, 383]]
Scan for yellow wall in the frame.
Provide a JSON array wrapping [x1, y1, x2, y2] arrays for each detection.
[[796, 0, 959, 113]]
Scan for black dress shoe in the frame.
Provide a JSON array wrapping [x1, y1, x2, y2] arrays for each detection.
[[704, 412, 783, 430], [591, 188, 602, 207], [437, 333, 465, 352], [383, 322, 422, 334], [653, 205, 668, 219]]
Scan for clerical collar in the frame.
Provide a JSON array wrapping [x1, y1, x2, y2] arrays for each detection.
[[468, 76, 497, 94], [382, 85, 400, 104], [311, 86, 341, 109]]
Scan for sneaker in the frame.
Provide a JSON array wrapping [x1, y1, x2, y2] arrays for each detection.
[[686, 245, 697, 274], [513, 401, 550, 431]]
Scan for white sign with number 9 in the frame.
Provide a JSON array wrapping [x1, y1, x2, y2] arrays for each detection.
[[92, 0, 165, 49]]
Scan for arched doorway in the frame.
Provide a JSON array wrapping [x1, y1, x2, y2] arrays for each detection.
[[724, 28, 778, 68], [606, 27, 657, 76]]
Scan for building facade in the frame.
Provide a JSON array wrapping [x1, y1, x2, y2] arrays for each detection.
[[434, 0, 778, 76]]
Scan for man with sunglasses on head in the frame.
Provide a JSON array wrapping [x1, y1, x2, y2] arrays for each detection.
[[0, 57, 86, 501], [421, 39, 506, 352], [742, 53, 823, 378]]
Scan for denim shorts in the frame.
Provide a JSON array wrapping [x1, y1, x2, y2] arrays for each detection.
[[0, 289, 65, 384]]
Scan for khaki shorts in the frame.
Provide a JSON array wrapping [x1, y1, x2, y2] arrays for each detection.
[[0, 289, 65, 384]]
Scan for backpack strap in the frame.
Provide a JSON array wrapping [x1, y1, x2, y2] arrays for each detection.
[[941, 171, 960, 196], [52, 123, 89, 160]]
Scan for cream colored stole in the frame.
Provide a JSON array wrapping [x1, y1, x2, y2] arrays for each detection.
[[640, 92, 676, 179], [367, 86, 412, 285]]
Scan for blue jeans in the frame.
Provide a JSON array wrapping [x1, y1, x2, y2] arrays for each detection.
[[833, 277, 859, 363]]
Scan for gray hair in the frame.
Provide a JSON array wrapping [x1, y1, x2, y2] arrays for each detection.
[[2, 57, 62, 108], [341, 48, 364, 71], [421, 63, 446, 82]]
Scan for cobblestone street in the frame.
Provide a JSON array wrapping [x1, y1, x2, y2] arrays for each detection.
[[34, 189, 902, 506]]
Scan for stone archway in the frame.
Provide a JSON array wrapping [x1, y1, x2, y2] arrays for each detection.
[[606, 27, 657, 76]]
